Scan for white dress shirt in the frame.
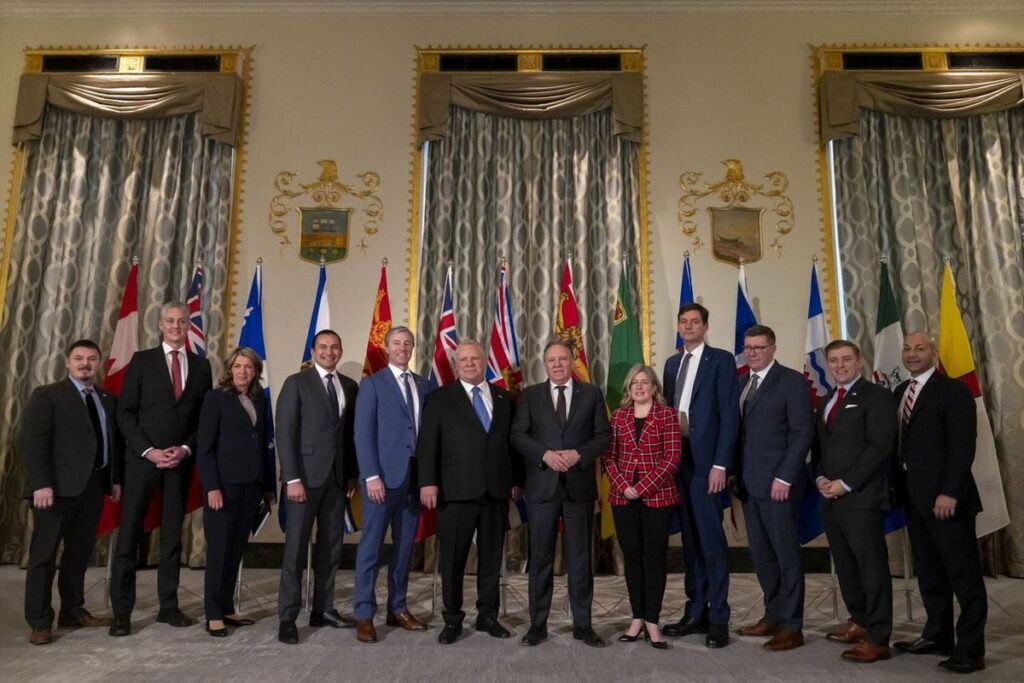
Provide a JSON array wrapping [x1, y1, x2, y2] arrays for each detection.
[[461, 379, 492, 419], [676, 342, 705, 417], [549, 378, 573, 416]]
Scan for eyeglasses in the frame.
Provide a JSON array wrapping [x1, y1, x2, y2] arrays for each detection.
[[742, 344, 774, 353]]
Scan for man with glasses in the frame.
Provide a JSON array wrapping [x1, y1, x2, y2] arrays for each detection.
[[733, 325, 814, 651]]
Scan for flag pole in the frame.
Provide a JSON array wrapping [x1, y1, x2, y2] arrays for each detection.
[[104, 532, 115, 608], [901, 527, 914, 622]]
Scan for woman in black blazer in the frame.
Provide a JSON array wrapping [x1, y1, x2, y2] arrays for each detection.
[[197, 347, 274, 636]]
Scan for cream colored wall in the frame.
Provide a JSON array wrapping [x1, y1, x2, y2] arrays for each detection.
[[1, 11, 1022, 544]]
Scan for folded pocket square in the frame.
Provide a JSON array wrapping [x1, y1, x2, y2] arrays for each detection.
[[844, 404, 858, 408]]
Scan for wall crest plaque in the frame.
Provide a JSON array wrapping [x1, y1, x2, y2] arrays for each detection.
[[269, 159, 382, 263], [678, 159, 793, 264]]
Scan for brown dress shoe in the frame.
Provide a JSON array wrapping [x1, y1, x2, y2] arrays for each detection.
[[386, 611, 427, 631], [737, 618, 779, 637], [826, 621, 867, 644], [356, 619, 378, 643], [764, 629, 804, 651], [29, 628, 53, 645], [58, 611, 111, 628], [841, 641, 891, 663]]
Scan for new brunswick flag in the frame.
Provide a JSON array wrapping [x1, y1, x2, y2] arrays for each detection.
[[362, 262, 392, 376], [554, 259, 590, 382]]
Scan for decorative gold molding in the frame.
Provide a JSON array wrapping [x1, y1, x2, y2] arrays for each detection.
[[517, 52, 542, 72], [119, 55, 144, 72], [0, 147, 24, 328], [223, 46, 254, 349]]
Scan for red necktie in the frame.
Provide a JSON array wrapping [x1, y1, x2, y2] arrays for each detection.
[[171, 350, 183, 400], [826, 387, 846, 427]]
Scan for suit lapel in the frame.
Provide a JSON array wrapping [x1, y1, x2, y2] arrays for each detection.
[[306, 368, 334, 420], [907, 375, 938, 425], [179, 350, 202, 403], [382, 370, 413, 423], [564, 382, 584, 428], [828, 377, 864, 430], [744, 364, 780, 417], [691, 350, 712, 401], [151, 347, 176, 400], [61, 379, 94, 436], [455, 382, 487, 434]]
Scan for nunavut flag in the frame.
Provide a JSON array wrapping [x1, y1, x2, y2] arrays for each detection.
[[938, 263, 1009, 538], [554, 259, 591, 382], [362, 261, 392, 376]]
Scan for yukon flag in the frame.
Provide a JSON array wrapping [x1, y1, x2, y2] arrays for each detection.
[[554, 259, 591, 382], [734, 263, 758, 374], [96, 261, 139, 536], [871, 259, 909, 390], [362, 261, 392, 376], [938, 263, 1009, 538], [798, 261, 832, 544], [675, 252, 694, 350], [485, 263, 523, 392]]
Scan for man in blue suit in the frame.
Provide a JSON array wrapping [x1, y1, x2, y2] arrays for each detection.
[[733, 325, 814, 651], [661, 303, 739, 648], [352, 326, 430, 643]]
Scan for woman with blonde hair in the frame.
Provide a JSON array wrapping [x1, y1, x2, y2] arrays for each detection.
[[603, 364, 681, 649]]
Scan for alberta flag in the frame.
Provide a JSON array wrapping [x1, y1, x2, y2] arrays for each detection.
[[798, 261, 831, 544], [426, 266, 458, 392], [733, 263, 758, 374], [238, 261, 276, 514], [486, 263, 523, 392], [675, 253, 694, 350]]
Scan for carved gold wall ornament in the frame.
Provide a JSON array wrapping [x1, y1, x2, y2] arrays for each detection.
[[677, 159, 793, 264], [269, 159, 382, 263]]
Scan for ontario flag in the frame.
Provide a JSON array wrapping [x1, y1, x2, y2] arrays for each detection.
[[485, 263, 523, 392], [798, 260, 831, 544], [183, 264, 207, 518], [426, 265, 458, 392], [362, 261, 392, 376], [734, 263, 757, 375], [938, 262, 1009, 538], [554, 259, 590, 382], [96, 261, 139, 536]]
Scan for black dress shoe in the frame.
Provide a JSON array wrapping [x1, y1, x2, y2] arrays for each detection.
[[438, 623, 462, 644], [573, 625, 607, 648], [278, 620, 299, 645], [156, 609, 195, 628], [663, 616, 709, 637], [939, 656, 986, 674], [894, 637, 953, 656], [521, 625, 548, 646], [222, 616, 256, 627], [205, 621, 228, 638], [705, 623, 730, 649], [310, 609, 356, 628], [618, 627, 647, 643], [108, 615, 131, 637], [475, 616, 511, 638]]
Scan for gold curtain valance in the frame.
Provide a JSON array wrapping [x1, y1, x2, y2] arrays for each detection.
[[419, 72, 644, 144], [819, 70, 1024, 142], [13, 72, 244, 147]]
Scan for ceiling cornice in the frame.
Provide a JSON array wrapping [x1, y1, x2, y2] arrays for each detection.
[[1, 0, 1023, 19]]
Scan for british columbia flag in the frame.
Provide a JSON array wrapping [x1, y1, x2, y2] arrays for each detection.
[[184, 264, 206, 358], [486, 263, 523, 393]]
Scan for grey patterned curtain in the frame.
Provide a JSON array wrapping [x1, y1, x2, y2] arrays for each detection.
[[0, 104, 234, 566], [832, 107, 1024, 576], [415, 105, 641, 391]]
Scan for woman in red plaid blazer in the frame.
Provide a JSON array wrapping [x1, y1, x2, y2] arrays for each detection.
[[603, 364, 682, 649]]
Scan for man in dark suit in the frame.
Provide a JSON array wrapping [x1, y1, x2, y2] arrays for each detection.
[[733, 325, 814, 652], [892, 331, 987, 674], [511, 339, 610, 648], [19, 339, 123, 645], [418, 339, 517, 645], [352, 326, 429, 643], [661, 303, 739, 649], [814, 339, 897, 663], [110, 302, 212, 636], [276, 329, 359, 644]]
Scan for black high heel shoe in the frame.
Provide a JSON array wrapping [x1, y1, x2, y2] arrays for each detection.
[[206, 620, 228, 637], [618, 626, 648, 642], [646, 625, 668, 649]]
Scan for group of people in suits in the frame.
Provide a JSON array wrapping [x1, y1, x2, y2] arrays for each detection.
[[17, 300, 989, 674]]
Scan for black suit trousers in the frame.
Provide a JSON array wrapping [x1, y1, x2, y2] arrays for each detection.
[[24, 469, 105, 629], [111, 458, 193, 615], [436, 497, 505, 625], [203, 482, 261, 620], [742, 495, 804, 630], [612, 501, 670, 623], [822, 504, 892, 645], [527, 497, 594, 627], [907, 511, 987, 658]]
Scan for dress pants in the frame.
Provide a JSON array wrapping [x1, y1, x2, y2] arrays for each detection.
[[203, 482, 262, 620], [612, 500, 671, 623], [742, 495, 804, 631], [907, 509, 987, 659], [822, 504, 892, 645], [24, 469, 106, 630], [111, 458, 192, 615], [278, 477, 346, 622], [677, 459, 731, 625], [436, 496, 505, 626], [353, 462, 420, 619], [527, 496, 594, 628]]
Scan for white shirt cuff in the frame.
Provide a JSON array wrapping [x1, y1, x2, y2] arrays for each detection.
[[839, 479, 852, 493], [774, 477, 791, 486], [141, 447, 153, 458], [712, 465, 726, 471], [286, 478, 301, 485], [365, 475, 380, 482]]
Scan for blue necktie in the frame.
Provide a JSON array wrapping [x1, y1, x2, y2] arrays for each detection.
[[401, 372, 417, 437], [472, 386, 491, 431]]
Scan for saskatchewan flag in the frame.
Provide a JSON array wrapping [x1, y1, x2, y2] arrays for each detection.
[[600, 264, 646, 539]]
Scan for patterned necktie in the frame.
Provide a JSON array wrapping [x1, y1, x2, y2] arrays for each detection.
[[673, 352, 693, 410], [472, 386, 491, 431], [555, 385, 568, 427], [402, 372, 417, 437], [83, 387, 105, 469], [326, 373, 340, 423], [902, 379, 918, 427], [743, 373, 760, 417], [170, 350, 183, 400], [826, 387, 846, 427]]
